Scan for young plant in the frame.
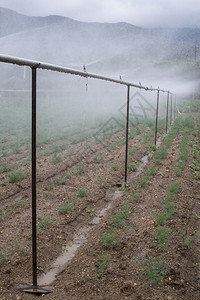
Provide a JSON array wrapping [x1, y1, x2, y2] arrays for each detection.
[[130, 193, 139, 203], [145, 257, 169, 285], [7, 170, 29, 183], [101, 230, 118, 249], [0, 253, 10, 265], [54, 177, 65, 185], [111, 163, 120, 171], [86, 208, 96, 216], [58, 199, 76, 214], [77, 189, 88, 197], [13, 241, 21, 250], [93, 155, 103, 163], [111, 201, 130, 228], [37, 216, 52, 236], [156, 226, 169, 250], [73, 166, 85, 175], [96, 254, 110, 278], [51, 154, 62, 164], [138, 176, 149, 189], [128, 162, 137, 172]]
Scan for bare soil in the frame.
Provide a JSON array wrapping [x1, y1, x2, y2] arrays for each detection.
[[0, 118, 199, 300]]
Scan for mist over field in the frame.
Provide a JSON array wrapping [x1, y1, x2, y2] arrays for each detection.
[[0, 6, 199, 146], [0, 7, 200, 96]]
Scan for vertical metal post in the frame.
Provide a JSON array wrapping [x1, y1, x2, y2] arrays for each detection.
[[125, 85, 130, 184], [17, 68, 51, 295], [170, 93, 173, 126], [166, 91, 169, 134], [174, 94, 176, 120], [32, 67, 37, 288], [155, 90, 160, 146]]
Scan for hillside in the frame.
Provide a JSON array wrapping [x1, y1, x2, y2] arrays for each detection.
[[0, 7, 199, 91]]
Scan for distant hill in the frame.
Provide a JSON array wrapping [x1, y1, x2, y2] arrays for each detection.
[[0, 7, 199, 90]]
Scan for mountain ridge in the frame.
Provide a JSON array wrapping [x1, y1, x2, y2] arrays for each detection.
[[0, 7, 199, 90]]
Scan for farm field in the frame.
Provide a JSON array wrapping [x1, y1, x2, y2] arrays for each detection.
[[0, 96, 200, 299]]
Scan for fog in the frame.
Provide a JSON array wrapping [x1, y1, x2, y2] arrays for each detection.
[[0, 7, 199, 153]]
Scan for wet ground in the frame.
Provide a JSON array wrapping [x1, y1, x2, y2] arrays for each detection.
[[0, 118, 199, 300]]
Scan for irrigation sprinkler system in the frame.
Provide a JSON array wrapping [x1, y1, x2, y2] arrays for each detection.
[[0, 54, 176, 295]]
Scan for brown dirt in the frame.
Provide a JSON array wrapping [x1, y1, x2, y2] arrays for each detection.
[[0, 118, 199, 300]]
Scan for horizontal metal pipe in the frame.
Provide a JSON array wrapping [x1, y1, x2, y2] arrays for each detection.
[[0, 54, 168, 93]]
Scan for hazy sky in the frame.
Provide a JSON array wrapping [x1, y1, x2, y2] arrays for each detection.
[[1, 0, 200, 28]]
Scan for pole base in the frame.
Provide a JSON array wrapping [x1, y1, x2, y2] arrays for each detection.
[[17, 283, 52, 295], [116, 182, 131, 188]]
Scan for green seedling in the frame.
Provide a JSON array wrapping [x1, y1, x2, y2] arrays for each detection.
[[185, 234, 197, 248], [0, 210, 7, 222], [101, 230, 118, 249], [7, 170, 29, 183], [96, 254, 110, 278], [37, 266, 44, 272], [145, 257, 169, 285], [73, 166, 85, 175], [111, 163, 119, 171], [0, 253, 10, 265], [51, 153, 62, 164], [64, 149, 75, 157], [130, 193, 139, 202], [13, 241, 21, 250], [54, 177, 65, 185], [77, 189, 88, 197], [58, 200, 76, 214], [93, 155, 103, 163], [128, 162, 137, 172], [138, 177, 149, 189], [156, 226, 169, 250], [86, 208, 96, 216], [62, 246, 68, 253], [37, 216, 52, 236], [111, 202, 130, 228]]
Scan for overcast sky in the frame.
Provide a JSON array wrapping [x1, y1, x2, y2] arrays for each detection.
[[1, 0, 200, 28]]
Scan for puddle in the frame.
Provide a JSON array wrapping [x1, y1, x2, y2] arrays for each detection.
[[38, 227, 90, 286], [130, 155, 148, 180], [38, 203, 112, 286], [38, 154, 151, 286]]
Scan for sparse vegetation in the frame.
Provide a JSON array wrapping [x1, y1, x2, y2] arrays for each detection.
[[156, 226, 169, 250], [128, 162, 137, 172], [138, 166, 156, 189], [130, 193, 139, 202], [96, 254, 110, 278], [0, 253, 10, 265], [37, 216, 52, 236], [54, 177, 65, 185], [6, 170, 29, 183], [51, 153, 62, 164], [73, 166, 86, 175], [190, 136, 200, 180], [77, 189, 88, 197], [111, 201, 130, 227], [145, 257, 169, 285], [111, 163, 120, 171], [86, 208, 96, 216], [101, 230, 118, 249], [58, 198, 77, 214]]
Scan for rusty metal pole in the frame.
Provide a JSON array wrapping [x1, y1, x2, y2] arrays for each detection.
[[155, 90, 160, 146], [124, 85, 130, 184], [166, 91, 169, 134]]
